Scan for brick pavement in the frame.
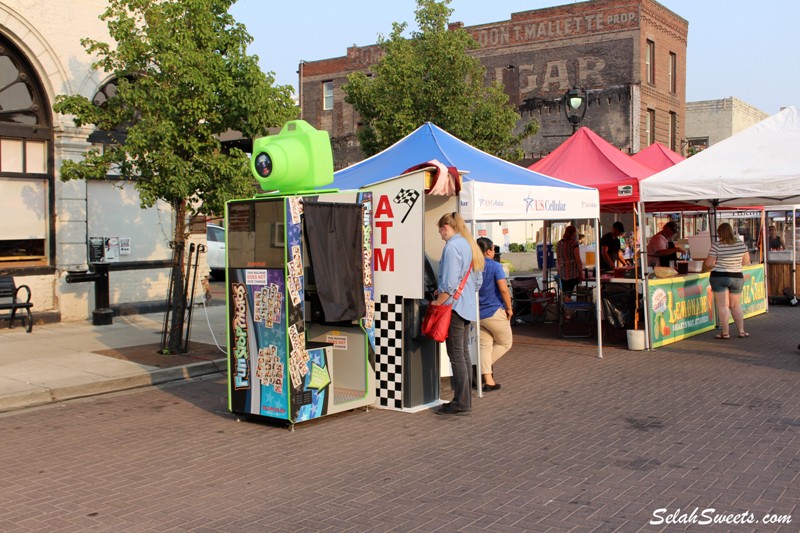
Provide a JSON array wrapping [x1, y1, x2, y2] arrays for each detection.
[[0, 306, 798, 532]]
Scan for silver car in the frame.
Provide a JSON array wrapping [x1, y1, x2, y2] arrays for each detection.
[[206, 224, 225, 280]]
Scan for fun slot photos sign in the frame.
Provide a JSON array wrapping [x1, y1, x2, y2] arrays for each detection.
[[646, 265, 767, 348]]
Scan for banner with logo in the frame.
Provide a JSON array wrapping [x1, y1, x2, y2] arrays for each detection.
[[647, 265, 767, 348], [740, 264, 768, 318], [647, 273, 716, 348], [460, 181, 599, 221]]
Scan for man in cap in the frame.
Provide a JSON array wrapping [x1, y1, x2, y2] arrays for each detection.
[[600, 221, 628, 271], [647, 221, 685, 267]]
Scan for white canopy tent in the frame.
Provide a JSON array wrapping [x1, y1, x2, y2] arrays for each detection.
[[637, 106, 800, 347], [639, 106, 800, 207]]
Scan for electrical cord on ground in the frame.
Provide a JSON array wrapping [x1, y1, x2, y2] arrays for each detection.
[[201, 298, 227, 354]]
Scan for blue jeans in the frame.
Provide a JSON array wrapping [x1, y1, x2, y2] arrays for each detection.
[[445, 313, 472, 411], [709, 275, 744, 294]]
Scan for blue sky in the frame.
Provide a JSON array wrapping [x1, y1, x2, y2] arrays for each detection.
[[230, 0, 798, 115]]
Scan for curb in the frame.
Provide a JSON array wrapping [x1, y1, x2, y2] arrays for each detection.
[[0, 358, 227, 414]]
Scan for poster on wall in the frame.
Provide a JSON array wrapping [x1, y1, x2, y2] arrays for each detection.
[[104, 237, 120, 262], [119, 237, 131, 255], [89, 237, 105, 263], [88, 236, 121, 263]]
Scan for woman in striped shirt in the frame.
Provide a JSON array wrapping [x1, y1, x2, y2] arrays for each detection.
[[704, 223, 751, 339]]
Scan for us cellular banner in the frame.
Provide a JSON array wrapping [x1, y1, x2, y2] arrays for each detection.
[[460, 181, 599, 221]]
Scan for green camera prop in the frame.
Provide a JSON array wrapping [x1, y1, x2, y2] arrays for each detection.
[[250, 120, 334, 194]]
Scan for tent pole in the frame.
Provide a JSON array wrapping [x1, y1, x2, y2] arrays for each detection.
[[594, 217, 603, 359], [632, 203, 640, 330], [710, 200, 720, 330], [793, 205, 797, 297], [543, 220, 550, 291], [761, 209, 770, 312], [637, 201, 651, 349], [468, 184, 483, 398]]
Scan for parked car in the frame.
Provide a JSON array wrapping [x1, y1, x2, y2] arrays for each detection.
[[206, 224, 225, 280]]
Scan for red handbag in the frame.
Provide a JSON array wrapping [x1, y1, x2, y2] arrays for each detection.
[[421, 267, 471, 342]]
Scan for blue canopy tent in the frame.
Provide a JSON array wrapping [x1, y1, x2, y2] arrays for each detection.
[[333, 123, 599, 222], [333, 123, 606, 360]]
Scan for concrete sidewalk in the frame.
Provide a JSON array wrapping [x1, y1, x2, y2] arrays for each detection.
[[2, 295, 798, 416], [0, 302, 228, 412]]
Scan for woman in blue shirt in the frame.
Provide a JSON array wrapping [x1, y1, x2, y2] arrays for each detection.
[[476, 237, 512, 392], [431, 212, 484, 416]]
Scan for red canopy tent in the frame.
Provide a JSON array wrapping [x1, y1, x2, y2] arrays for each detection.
[[529, 126, 656, 213], [631, 142, 685, 171]]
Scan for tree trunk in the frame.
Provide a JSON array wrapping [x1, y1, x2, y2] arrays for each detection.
[[167, 199, 188, 354]]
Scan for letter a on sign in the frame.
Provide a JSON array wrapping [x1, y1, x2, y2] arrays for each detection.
[[375, 195, 394, 219]]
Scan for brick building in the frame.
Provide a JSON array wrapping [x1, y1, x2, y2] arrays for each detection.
[[299, 0, 687, 169]]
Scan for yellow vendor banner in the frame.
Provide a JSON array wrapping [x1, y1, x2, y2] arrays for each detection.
[[647, 265, 767, 348], [739, 264, 768, 319]]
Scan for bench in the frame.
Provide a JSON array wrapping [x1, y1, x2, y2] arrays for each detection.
[[0, 276, 33, 333]]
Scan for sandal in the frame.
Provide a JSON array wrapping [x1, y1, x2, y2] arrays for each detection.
[[738, 332, 750, 338], [714, 333, 731, 339]]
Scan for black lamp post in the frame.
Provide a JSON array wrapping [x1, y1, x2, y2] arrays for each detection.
[[563, 86, 588, 134]]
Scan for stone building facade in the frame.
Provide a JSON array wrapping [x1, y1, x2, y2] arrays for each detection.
[[299, 0, 687, 168], [685, 97, 768, 152], [0, 1, 207, 324]]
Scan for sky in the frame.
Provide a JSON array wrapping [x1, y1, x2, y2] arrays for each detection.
[[230, 0, 799, 116]]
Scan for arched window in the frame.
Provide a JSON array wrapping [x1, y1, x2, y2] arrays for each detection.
[[88, 76, 134, 177], [0, 34, 53, 269]]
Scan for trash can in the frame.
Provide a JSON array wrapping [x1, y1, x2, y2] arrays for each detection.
[[536, 243, 555, 269]]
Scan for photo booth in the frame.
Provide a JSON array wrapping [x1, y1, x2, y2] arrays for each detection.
[[226, 121, 375, 427]]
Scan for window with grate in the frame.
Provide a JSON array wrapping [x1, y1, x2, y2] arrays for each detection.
[[87, 76, 135, 177]]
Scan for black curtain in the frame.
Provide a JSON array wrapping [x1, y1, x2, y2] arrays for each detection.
[[303, 202, 365, 323]]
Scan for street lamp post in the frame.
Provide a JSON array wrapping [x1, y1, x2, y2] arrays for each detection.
[[563, 86, 588, 134]]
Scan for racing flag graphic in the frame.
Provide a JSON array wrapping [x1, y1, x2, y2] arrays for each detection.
[[393, 188, 420, 223]]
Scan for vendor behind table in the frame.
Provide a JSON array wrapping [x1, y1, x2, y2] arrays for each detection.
[[600, 221, 628, 271], [647, 221, 686, 267], [768, 225, 785, 250]]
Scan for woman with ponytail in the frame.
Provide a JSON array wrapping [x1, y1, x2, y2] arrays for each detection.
[[431, 212, 484, 416]]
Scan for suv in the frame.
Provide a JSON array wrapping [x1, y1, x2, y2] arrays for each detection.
[[206, 224, 225, 280]]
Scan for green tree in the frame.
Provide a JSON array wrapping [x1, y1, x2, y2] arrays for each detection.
[[53, 0, 297, 353], [343, 0, 536, 160]]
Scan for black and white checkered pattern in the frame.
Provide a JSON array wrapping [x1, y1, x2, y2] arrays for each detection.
[[393, 189, 420, 223], [393, 188, 420, 206], [375, 294, 403, 409]]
